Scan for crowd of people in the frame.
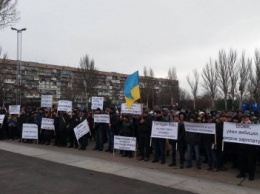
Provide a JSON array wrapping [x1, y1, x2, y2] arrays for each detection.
[[0, 106, 260, 181]]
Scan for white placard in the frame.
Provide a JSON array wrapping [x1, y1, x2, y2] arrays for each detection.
[[22, 124, 38, 139], [184, 122, 216, 134], [223, 122, 260, 146], [41, 118, 55, 130], [121, 103, 142, 115], [9, 105, 20, 115], [114, 135, 136, 151], [151, 121, 178, 139], [94, 114, 110, 123], [41, 95, 53, 108], [73, 119, 90, 140], [91, 97, 104, 110], [57, 100, 72, 112], [0, 114, 5, 124]]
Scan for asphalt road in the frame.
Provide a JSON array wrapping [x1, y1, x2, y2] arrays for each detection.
[[0, 150, 194, 194]]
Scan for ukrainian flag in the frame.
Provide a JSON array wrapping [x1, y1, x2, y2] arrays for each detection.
[[124, 71, 141, 109]]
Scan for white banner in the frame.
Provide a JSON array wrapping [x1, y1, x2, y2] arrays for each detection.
[[94, 114, 110, 123], [121, 103, 142, 115], [41, 118, 55, 130], [41, 95, 53, 108], [91, 97, 104, 110], [73, 119, 90, 140], [223, 122, 260, 146], [0, 114, 5, 124], [9, 105, 20, 115], [22, 124, 38, 140], [151, 121, 178, 140], [184, 122, 216, 134], [114, 135, 136, 151], [57, 100, 72, 112]]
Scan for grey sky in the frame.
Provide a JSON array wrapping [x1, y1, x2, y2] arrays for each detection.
[[1, 0, 260, 94]]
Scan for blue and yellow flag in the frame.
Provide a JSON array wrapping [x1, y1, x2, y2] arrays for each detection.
[[124, 71, 141, 109]]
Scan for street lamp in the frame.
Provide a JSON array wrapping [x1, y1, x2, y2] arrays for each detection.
[[11, 27, 26, 105]]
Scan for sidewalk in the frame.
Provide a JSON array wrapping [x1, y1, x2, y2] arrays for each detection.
[[0, 140, 259, 194]]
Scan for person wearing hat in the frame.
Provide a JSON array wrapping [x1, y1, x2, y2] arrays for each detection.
[[236, 113, 257, 181], [119, 114, 135, 158], [201, 115, 216, 171], [137, 110, 152, 161], [185, 115, 201, 169], [152, 110, 167, 164], [105, 107, 119, 153], [213, 113, 228, 171], [93, 108, 106, 151], [169, 114, 186, 168]]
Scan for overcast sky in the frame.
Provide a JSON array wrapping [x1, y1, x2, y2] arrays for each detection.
[[1, 0, 260, 94]]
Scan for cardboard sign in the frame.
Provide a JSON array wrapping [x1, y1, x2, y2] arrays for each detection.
[[151, 121, 178, 140], [73, 119, 90, 140], [22, 124, 38, 139], [41, 95, 53, 108], [114, 135, 136, 151], [121, 103, 142, 115], [91, 97, 104, 110]]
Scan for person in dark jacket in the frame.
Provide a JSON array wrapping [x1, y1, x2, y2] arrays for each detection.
[[185, 115, 201, 169], [93, 108, 105, 151], [169, 114, 186, 168], [201, 115, 216, 171], [105, 107, 119, 152], [236, 114, 257, 181], [152, 110, 167, 164], [119, 114, 135, 158], [137, 110, 152, 161], [67, 111, 80, 148]]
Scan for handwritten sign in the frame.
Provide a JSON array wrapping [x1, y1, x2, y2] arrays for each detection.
[[73, 120, 90, 140], [41, 95, 53, 108], [114, 136, 136, 151], [223, 122, 260, 146], [94, 114, 110, 123], [57, 100, 72, 112], [22, 124, 38, 139], [9, 105, 20, 115], [121, 103, 142, 115], [184, 122, 216, 134], [91, 97, 104, 110], [151, 121, 178, 139], [41, 118, 55, 130]]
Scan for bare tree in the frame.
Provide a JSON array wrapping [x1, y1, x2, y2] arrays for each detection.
[[201, 58, 218, 109], [215, 50, 230, 110], [179, 87, 191, 108], [248, 49, 260, 103], [141, 66, 155, 108], [77, 55, 99, 102], [0, 0, 20, 29], [0, 48, 9, 104], [166, 66, 179, 104], [238, 52, 252, 108], [227, 49, 238, 110], [186, 69, 199, 110]]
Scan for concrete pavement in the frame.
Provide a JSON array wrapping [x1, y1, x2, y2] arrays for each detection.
[[0, 140, 259, 194]]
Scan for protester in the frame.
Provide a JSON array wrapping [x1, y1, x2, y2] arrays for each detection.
[[137, 110, 152, 161]]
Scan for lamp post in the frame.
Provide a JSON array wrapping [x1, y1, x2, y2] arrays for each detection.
[[11, 27, 26, 105]]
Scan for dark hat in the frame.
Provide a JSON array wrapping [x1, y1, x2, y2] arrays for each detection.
[[109, 106, 115, 111], [242, 113, 250, 118], [189, 114, 197, 120], [143, 110, 149, 114], [162, 108, 169, 113], [206, 114, 213, 120], [155, 109, 162, 114], [96, 108, 101, 111]]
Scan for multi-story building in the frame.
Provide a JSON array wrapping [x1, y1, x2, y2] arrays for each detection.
[[0, 59, 179, 108]]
